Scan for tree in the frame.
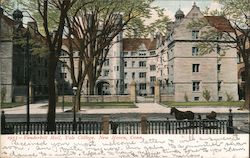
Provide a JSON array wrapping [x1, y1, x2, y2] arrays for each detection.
[[188, 0, 250, 109], [39, 0, 78, 131], [63, 0, 168, 110], [19, 0, 77, 131]]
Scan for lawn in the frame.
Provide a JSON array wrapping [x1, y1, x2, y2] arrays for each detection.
[[47, 102, 136, 109], [162, 101, 244, 107], [1, 102, 24, 109]]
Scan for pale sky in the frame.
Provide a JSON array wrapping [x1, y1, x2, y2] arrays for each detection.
[[151, 0, 222, 21]]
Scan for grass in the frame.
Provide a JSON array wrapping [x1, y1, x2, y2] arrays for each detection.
[[44, 102, 136, 109], [1, 102, 25, 109], [162, 101, 244, 107]]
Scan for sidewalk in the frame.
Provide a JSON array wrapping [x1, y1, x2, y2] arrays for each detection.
[[2, 101, 249, 115]]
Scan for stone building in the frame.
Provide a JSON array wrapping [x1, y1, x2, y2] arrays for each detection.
[[60, 35, 165, 96], [166, 3, 238, 102], [0, 7, 48, 103], [122, 38, 159, 95]]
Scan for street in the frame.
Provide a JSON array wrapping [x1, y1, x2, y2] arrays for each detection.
[[4, 112, 249, 134]]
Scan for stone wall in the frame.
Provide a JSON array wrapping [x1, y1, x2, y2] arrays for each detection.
[[58, 95, 131, 103]]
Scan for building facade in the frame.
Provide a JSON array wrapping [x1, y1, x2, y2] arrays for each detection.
[[0, 8, 48, 103], [166, 3, 238, 102], [1, 4, 240, 103], [59, 3, 239, 102]]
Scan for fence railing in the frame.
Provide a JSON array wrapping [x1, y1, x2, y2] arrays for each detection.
[[2, 121, 102, 134], [1, 109, 236, 134], [147, 120, 228, 134]]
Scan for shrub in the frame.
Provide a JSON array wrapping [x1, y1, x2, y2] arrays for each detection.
[[202, 89, 211, 101]]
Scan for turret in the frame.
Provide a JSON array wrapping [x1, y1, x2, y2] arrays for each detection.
[[175, 9, 184, 21]]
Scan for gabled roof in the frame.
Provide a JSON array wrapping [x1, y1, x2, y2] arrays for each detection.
[[204, 16, 234, 32], [1, 14, 14, 26], [123, 38, 157, 51]]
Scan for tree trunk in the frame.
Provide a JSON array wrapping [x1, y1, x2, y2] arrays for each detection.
[[46, 54, 57, 131], [75, 88, 81, 111], [89, 79, 95, 95]]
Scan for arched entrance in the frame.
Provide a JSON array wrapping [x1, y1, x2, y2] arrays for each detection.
[[96, 81, 111, 95]]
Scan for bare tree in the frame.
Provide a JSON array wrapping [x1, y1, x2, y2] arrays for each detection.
[[37, 0, 77, 131], [63, 0, 157, 110]]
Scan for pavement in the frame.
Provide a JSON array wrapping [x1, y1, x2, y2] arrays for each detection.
[[2, 101, 249, 115]]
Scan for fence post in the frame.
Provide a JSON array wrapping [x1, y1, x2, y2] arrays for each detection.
[[102, 115, 110, 134], [130, 80, 137, 103], [78, 118, 82, 134], [227, 109, 234, 134], [141, 115, 147, 134], [110, 121, 118, 134], [154, 80, 161, 103], [1, 111, 6, 133]]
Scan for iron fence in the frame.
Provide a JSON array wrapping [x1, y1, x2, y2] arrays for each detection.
[[3, 121, 102, 134], [147, 120, 228, 134]]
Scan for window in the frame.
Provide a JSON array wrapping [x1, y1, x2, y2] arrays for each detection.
[[139, 61, 146, 67], [132, 61, 135, 67], [192, 30, 199, 39], [132, 72, 135, 79], [192, 47, 199, 56], [218, 81, 222, 91], [217, 45, 221, 54], [60, 73, 67, 79], [124, 83, 128, 89], [104, 70, 109, 76], [61, 61, 67, 69], [139, 72, 146, 78], [104, 59, 109, 66], [241, 71, 245, 81], [124, 72, 127, 78], [150, 76, 156, 83], [218, 96, 223, 101], [192, 64, 200, 72], [124, 61, 127, 67], [150, 65, 156, 71], [123, 52, 128, 56], [192, 13, 198, 17], [131, 52, 137, 56], [150, 51, 156, 55], [139, 51, 146, 56], [61, 51, 66, 56], [115, 66, 119, 71], [139, 83, 146, 90], [192, 81, 200, 91], [217, 64, 221, 73], [194, 97, 199, 101]]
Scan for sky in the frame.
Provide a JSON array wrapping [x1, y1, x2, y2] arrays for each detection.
[[151, 0, 222, 21]]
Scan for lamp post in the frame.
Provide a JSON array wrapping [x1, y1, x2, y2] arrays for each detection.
[[72, 86, 77, 131], [13, 9, 31, 132], [62, 62, 65, 112], [25, 29, 31, 132]]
